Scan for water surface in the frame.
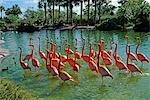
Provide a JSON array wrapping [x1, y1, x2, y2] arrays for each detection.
[[0, 30, 150, 100]]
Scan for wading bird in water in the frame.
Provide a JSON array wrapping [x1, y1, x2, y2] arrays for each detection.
[[38, 37, 46, 60], [136, 37, 149, 64], [58, 54, 77, 84], [125, 35, 138, 61], [29, 45, 40, 73], [97, 43, 113, 80], [114, 43, 128, 71], [127, 45, 142, 74], [18, 47, 31, 71]]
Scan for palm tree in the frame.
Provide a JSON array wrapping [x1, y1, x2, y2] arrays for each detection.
[[80, 0, 83, 24], [84, 0, 90, 24], [38, 0, 47, 25], [0, 6, 5, 19], [92, 0, 97, 24]]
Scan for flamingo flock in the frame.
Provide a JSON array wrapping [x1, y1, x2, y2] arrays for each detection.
[[18, 35, 149, 84]]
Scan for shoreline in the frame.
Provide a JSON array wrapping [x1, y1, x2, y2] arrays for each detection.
[[0, 25, 149, 33]]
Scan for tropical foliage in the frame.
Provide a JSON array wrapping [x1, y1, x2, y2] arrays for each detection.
[[0, 0, 149, 31]]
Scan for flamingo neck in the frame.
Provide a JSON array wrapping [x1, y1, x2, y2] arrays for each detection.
[[75, 40, 77, 46], [50, 56, 52, 68], [97, 45, 101, 67], [82, 43, 85, 56], [39, 39, 40, 52], [31, 47, 34, 58], [110, 40, 112, 50], [19, 49, 22, 62], [114, 44, 117, 60], [136, 41, 140, 54]]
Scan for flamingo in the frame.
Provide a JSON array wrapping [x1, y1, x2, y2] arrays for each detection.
[[38, 37, 46, 60], [97, 43, 113, 79], [49, 41, 59, 58], [18, 47, 31, 70], [100, 41, 113, 66], [114, 43, 128, 71], [66, 44, 80, 72], [107, 38, 113, 57], [127, 45, 142, 74], [136, 37, 149, 64], [48, 43, 65, 69], [63, 38, 74, 54], [125, 35, 138, 61], [23, 37, 33, 61], [113, 42, 122, 61], [100, 39, 112, 60], [74, 38, 81, 59], [59, 45, 67, 62], [58, 54, 77, 84], [81, 38, 96, 63], [89, 43, 95, 58], [29, 45, 40, 72], [46, 51, 59, 76]]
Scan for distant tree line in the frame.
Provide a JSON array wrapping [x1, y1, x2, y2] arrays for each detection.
[[0, 0, 149, 32]]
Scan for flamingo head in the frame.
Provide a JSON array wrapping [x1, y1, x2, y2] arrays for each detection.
[[29, 37, 33, 40], [125, 35, 129, 39], [18, 47, 22, 50], [68, 44, 70, 47], [29, 44, 34, 49], [136, 37, 140, 43], [75, 38, 77, 41]]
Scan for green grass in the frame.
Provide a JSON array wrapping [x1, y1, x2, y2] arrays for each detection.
[[0, 78, 36, 100]]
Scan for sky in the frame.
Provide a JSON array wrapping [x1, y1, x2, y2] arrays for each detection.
[[0, 0, 150, 15]]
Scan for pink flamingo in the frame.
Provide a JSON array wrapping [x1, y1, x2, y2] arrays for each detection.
[[59, 45, 67, 62], [89, 43, 96, 58], [23, 38, 33, 61], [18, 47, 31, 70], [74, 38, 81, 59], [100, 39, 112, 60], [97, 43, 113, 79], [114, 43, 128, 71], [46, 51, 59, 76], [58, 54, 77, 84], [107, 38, 113, 57], [136, 37, 149, 64], [63, 38, 74, 54], [127, 45, 142, 74], [81, 38, 96, 63], [66, 44, 80, 72], [100, 41, 113, 66], [125, 35, 138, 61], [29, 45, 40, 72], [48, 43, 65, 69], [38, 37, 46, 60]]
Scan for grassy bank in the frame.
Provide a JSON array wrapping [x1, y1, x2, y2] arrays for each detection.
[[0, 78, 36, 100]]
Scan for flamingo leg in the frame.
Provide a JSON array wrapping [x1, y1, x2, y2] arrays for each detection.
[[101, 77, 104, 85]]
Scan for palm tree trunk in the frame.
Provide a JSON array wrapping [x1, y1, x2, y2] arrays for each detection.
[[0, 10, 2, 19], [67, 0, 69, 23], [98, 1, 101, 23], [44, 3, 47, 25], [80, 1, 83, 25], [70, 2, 73, 25], [58, 5, 60, 22], [87, 0, 90, 25], [94, 0, 97, 24], [53, 1, 55, 24]]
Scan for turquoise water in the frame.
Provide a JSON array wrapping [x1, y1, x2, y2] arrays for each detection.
[[0, 30, 150, 100]]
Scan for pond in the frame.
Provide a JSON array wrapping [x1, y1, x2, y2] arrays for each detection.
[[0, 29, 150, 99]]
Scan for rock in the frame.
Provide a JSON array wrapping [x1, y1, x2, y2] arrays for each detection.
[[0, 40, 5, 45], [133, 20, 150, 32], [95, 19, 122, 31]]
